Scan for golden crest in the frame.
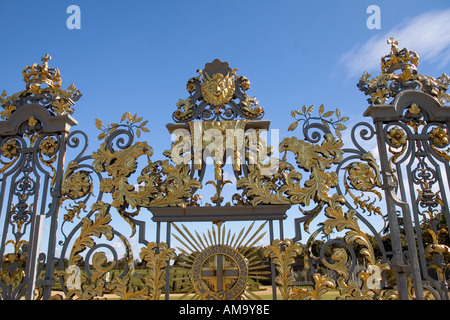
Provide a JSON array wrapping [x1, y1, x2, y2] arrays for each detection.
[[172, 222, 270, 300], [201, 72, 235, 107]]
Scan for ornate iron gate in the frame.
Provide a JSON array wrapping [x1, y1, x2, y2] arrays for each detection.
[[0, 39, 448, 300]]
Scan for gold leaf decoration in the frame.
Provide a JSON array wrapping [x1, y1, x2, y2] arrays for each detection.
[[264, 239, 302, 300], [139, 242, 176, 300], [291, 273, 336, 300]]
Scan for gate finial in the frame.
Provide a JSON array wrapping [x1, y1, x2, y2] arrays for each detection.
[[387, 37, 399, 53], [357, 39, 450, 105], [381, 37, 419, 75], [173, 59, 264, 122], [22, 53, 62, 89], [0, 54, 82, 119]]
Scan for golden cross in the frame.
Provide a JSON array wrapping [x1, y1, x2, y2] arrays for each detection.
[[387, 37, 398, 53], [41, 54, 51, 63], [41, 54, 51, 69]]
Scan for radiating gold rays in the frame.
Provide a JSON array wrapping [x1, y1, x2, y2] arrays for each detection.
[[171, 222, 271, 300]]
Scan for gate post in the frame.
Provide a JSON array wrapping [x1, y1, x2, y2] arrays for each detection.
[[0, 55, 80, 299], [360, 39, 450, 299]]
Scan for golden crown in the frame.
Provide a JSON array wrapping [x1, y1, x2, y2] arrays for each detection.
[[22, 54, 62, 89], [381, 37, 419, 75], [0, 54, 81, 119]]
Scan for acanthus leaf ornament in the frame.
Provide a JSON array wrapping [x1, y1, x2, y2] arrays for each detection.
[[264, 239, 302, 300]]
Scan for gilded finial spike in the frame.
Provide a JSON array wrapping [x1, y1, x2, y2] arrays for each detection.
[[41, 54, 51, 63], [0, 54, 82, 118], [40, 54, 51, 71]]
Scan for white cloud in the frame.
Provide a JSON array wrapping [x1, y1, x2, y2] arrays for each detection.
[[112, 241, 123, 250], [338, 9, 450, 77]]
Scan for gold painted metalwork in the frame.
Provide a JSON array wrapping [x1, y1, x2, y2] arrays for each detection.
[[55, 69, 400, 301], [248, 105, 398, 300], [321, 195, 390, 298], [11, 51, 440, 300], [0, 54, 81, 118], [387, 126, 407, 147], [291, 273, 336, 300], [264, 239, 302, 300], [201, 71, 236, 107], [85, 112, 201, 233], [429, 125, 450, 160], [344, 152, 383, 220], [191, 245, 248, 300], [52, 201, 175, 300], [0, 138, 20, 159], [92, 113, 200, 211], [358, 38, 450, 105], [172, 222, 270, 300], [173, 59, 264, 121], [139, 242, 176, 300], [61, 161, 93, 202], [188, 120, 248, 176], [174, 98, 196, 121], [236, 105, 345, 210], [53, 201, 114, 300], [0, 117, 61, 187], [0, 138, 21, 175], [429, 126, 449, 147]]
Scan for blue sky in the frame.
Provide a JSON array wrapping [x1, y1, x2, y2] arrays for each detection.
[[1, 0, 450, 255]]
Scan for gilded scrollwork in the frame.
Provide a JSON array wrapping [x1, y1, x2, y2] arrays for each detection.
[[0, 138, 21, 175], [236, 105, 345, 209], [234, 104, 396, 300], [61, 161, 93, 202], [344, 152, 383, 219], [1, 138, 20, 159], [89, 112, 201, 234], [53, 196, 175, 300], [53, 201, 113, 300], [429, 125, 450, 161]]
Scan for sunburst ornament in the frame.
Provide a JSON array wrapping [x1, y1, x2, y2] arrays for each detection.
[[172, 222, 270, 300]]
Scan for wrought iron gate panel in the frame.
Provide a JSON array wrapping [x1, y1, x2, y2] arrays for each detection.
[[0, 55, 80, 299], [0, 40, 448, 300], [359, 38, 450, 299]]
